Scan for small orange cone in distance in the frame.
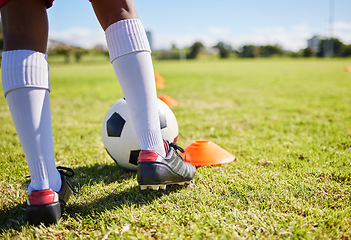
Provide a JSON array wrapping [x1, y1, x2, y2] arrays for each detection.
[[154, 71, 165, 89], [180, 140, 235, 167], [158, 95, 178, 107], [345, 66, 351, 72]]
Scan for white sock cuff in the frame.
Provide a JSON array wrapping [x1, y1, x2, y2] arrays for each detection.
[[1, 50, 50, 97], [105, 19, 151, 63], [139, 128, 166, 156]]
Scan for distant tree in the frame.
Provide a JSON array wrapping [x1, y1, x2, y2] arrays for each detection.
[[302, 47, 315, 57], [259, 45, 284, 57], [74, 47, 88, 62], [49, 44, 72, 63], [317, 38, 344, 57], [153, 50, 180, 60], [187, 41, 204, 59], [340, 44, 351, 57], [92, 44, 109, 58], [239, 45, 259, 58], [333, 38, 346, 57], [213, 42, 232, 58], [288, 50, 302, 58]]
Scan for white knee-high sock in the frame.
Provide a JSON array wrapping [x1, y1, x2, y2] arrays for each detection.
[[105, 19, 166, 157], [2, 50, 61, 193]]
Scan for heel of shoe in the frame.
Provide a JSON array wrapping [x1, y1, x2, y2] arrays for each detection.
[[27, 201, 61, 225]]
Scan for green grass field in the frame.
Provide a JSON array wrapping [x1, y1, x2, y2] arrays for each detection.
[[0, 58, 350, 239]]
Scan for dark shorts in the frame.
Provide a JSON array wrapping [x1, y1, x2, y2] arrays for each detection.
[[0, 0, 54, 9]]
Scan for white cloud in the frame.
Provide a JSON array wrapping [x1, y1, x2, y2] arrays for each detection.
[[151, 21, 351, 51], [241, 24, 312, 51], [332, 21, 351, 43], [49, 28, 106, 49], [152, 24, 312, 51], [334, 21, 351, 31]]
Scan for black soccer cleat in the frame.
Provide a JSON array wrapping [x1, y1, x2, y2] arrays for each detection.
[[27, 167, 76, 225], [137, 141, 196, 190]]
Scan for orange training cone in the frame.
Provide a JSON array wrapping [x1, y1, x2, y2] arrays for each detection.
[[180, 140, 236, 167], [158, 95, 178, 107], [154, 71, 165, 89]]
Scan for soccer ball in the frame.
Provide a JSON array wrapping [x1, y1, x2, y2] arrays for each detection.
[[101, 98, 179, 170]]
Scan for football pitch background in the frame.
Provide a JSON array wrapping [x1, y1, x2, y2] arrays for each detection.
[[0, 58, 350, 239]]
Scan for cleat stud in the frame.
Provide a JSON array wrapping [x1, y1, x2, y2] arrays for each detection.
[[140, 185, 148, 190], [151, 185, 160, 191], [185, 181, 191, 185], [159, 185, 167, 190], [177, 182, 185, 186]]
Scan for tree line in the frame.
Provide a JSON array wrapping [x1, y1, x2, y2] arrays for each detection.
[[154, 37, 351, 60], [0, 34, 350, 63]]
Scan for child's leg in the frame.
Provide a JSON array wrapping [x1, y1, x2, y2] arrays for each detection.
[[1, 0, 61, 193], [92, 0, 166, 157], [92, 0, 195, 191]]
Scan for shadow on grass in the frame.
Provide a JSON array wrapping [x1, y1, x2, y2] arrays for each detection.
[[72, 163, 137, 186], [0, 163, 184, 232], [0, 203, 27, 233], [65, 184, 184, 220], [66, 163, 184, 220]]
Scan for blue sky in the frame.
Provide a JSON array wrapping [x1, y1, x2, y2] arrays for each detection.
[[47, 0, 351, 51]]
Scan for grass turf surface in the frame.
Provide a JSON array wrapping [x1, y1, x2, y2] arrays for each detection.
[[0, 58, 350, 239]]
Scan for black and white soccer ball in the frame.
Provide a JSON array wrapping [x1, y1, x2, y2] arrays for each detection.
[[102, 98, 179, 170]]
